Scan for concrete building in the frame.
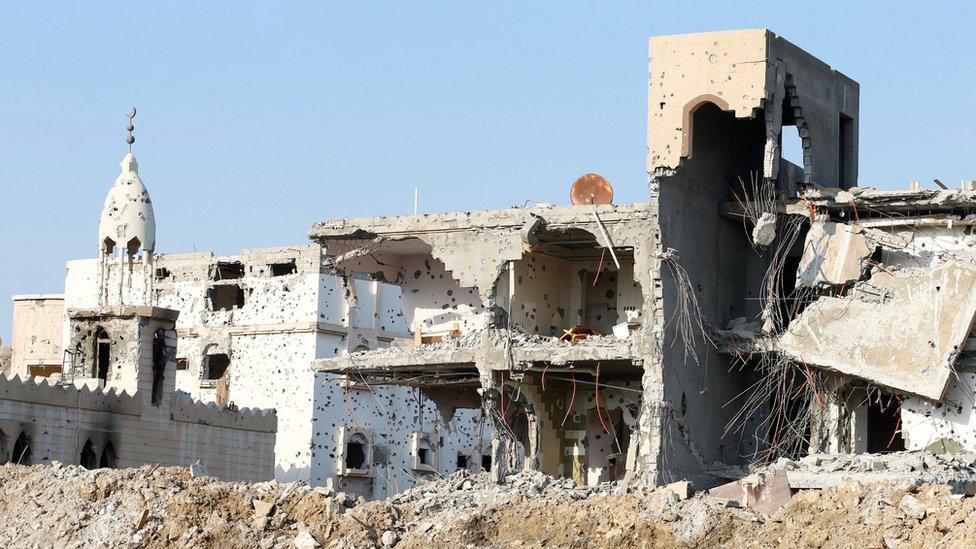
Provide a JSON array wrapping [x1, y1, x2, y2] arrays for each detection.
[[57, 244, 488, 496], [10, 116, 487, 497], [310, 28, 865, 487], [10, 27, 976, 494], [1, 127, 277, 480]]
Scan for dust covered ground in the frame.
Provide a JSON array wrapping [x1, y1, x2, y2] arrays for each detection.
[[1, 462, 976, 548]]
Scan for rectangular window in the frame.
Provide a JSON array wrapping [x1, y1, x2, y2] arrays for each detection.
[[214, 261, 245, 280], [207, 285, 245, 311], [269, 260, 297, 276]]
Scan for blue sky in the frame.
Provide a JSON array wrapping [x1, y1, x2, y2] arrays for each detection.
[[1, 2, 974, 340]]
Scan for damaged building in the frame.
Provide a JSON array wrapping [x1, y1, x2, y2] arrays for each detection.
[[309, 28, 870, 487], [8, 27, 976, 494], [9, 120, 488, 496], [0, 151, 276, 479]]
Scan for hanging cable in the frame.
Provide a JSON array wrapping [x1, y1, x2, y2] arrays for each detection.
[[561, 372, 577, 427]]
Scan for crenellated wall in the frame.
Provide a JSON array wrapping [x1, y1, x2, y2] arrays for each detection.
[[0, 373, 276, 481]]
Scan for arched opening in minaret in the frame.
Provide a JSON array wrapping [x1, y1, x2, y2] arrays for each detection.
[[99, 441, 117, 468], [80, 439, 97, 469], [93, 327, 111, 383], [127, 236, 142, 257], [103, 237, 116, 255]]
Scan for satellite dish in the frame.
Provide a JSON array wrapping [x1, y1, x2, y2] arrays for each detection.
[[570, 173, 614, 205]]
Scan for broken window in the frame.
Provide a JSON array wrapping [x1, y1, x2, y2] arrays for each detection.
[[80, 439, 97, 469], [344, 432, 370, 472], [203, 353, 231, 405], [155, 267, 172, 280], [411, 433, 437, 471], [456, 453, 469, 470], [345, 441, 366, 470], [215, 261, 245, 280], [12, 432, 30, 465], [207, 285, 245, 311], [204, 354, 230, 380], [151, 330, 166, 406], [175, 358, 188, 371], [93, 328, 110, 383], [781, 122, 804, 167], [481, 454, 492, 472], [99, 441, 117, 469], [269, 260, 297, 276]]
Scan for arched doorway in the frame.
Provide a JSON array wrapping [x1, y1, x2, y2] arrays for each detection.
[[80, 439, 98, 469], [99, 441, 118, 468], [12, 432, 31, 465]]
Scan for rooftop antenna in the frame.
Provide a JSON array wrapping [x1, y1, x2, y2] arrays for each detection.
[[125, 107, 137, 151], [570, 173, 620, 269]]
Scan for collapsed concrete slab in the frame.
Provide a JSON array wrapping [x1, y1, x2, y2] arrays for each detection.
[[796, 221, 875, 287], [779, 263, 976, 400]]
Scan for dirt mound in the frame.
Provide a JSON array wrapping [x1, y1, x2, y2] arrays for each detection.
[[2, 462, 976, 548]]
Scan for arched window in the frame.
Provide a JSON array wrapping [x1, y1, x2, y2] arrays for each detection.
[[93, 328, 111, 382], [345, 433, 369, 471], [103, 237, 116, 255], [80, 439, 98, 469], [99, 441, 117, 469], [12, 432, 31, 465]]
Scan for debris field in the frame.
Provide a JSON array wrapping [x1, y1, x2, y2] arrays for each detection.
[[3, 453, 976, 548]]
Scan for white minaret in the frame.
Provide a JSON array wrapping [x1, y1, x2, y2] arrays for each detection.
[[97, 108, 156, 306]]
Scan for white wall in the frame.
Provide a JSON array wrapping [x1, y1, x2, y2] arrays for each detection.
[[60, 246, 484, 494], [310, 372, 489, 499]]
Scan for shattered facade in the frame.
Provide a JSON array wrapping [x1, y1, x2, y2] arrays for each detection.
[[57, 243, 488, 496], [311, 205, 653, 485], [10, 27, 976, 496], [308, 27, 868, 488]]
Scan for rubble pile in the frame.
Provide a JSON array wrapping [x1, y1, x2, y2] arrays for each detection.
[[4, 459, 976, 548], [779, 451, 976, 490]]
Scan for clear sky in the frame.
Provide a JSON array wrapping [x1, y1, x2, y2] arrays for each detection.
[[1, 2, 974, 341]]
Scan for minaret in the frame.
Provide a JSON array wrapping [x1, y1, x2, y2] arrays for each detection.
[[97, 108, 156, 306]]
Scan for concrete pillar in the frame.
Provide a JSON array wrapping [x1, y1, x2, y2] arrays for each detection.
[[478, 368, 505, 483]]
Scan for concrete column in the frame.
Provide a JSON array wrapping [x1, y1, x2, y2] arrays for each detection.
[[478, 368, 505, 483]]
